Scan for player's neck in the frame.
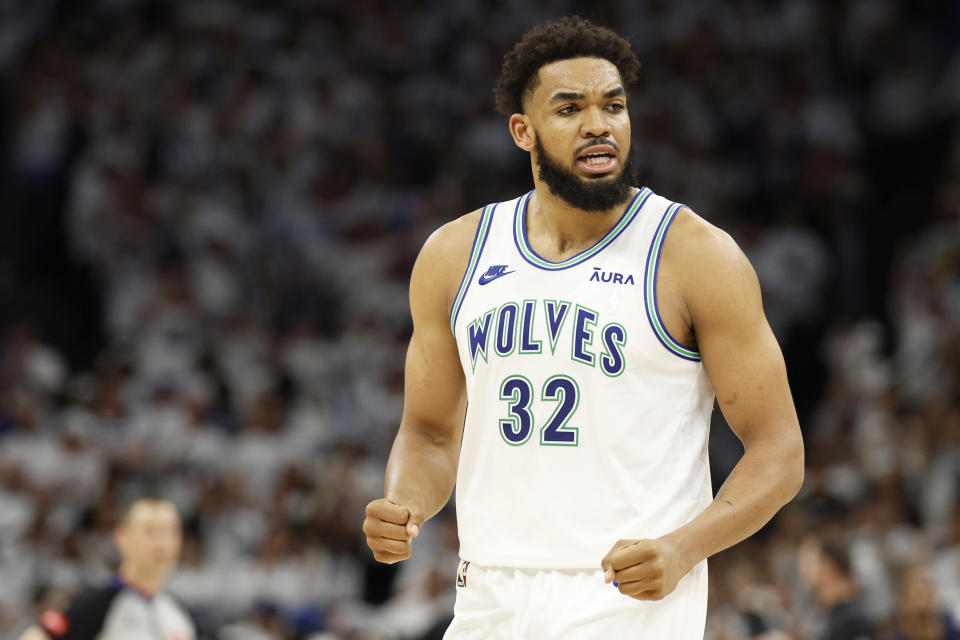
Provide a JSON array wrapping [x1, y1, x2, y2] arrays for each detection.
[[118, 564, 167, 598], [527, 183, 637, 261]]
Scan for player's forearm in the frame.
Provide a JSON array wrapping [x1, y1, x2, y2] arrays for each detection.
[[384, 420, 460, 523], [666, 435, 803, 571]]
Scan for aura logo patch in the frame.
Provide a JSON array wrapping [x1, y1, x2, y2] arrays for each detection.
[[589, 266, 635, 285]]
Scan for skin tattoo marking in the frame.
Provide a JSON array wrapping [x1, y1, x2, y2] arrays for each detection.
[[717, 468, 739, 507]]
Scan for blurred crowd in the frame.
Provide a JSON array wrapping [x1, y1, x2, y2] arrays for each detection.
[[0, 0, 957, 638]]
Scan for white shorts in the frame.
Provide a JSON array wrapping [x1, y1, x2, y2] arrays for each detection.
[[444, 560, 707, 639]]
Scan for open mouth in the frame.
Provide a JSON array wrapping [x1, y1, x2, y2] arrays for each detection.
[[581, 152, 614, 166], [576, 147, 618, 175]]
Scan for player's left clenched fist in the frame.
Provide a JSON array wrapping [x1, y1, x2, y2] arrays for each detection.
[[601, 537, 690, 601], [363, 498, 423, 564]]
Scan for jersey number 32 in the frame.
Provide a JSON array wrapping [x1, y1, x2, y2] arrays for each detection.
[[499, 375, 579, 446]]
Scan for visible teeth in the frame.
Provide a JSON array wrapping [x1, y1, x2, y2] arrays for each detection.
[[586, 155, 611, 166]]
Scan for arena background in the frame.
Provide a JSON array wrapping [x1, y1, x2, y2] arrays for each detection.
[[0, 0, 958, 638]]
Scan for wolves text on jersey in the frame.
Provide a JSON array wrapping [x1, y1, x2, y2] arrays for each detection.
[[465, 299, 626, 376]]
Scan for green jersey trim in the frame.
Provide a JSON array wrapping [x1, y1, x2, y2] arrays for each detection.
[[514, 187, 652, 271], [644, 202, 702, 361], [450, 204, 496, 334]]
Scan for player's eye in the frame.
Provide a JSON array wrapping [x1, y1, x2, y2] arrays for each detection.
[[557, 105, 578, 115], [606, 102, 625, 112]]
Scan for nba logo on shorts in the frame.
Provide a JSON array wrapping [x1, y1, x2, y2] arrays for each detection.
[[456, 560, 470, 588]]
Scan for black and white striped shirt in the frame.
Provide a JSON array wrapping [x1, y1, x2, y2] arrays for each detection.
[[38, 578, 195, 640]]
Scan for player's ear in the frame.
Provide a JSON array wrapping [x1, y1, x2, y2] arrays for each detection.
[[509, 114, 535, 152]]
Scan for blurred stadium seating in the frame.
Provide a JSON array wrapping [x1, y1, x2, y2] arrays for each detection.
[[0, 1, 957, 638]]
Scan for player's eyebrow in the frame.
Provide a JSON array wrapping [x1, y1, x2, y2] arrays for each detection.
[[549, 91, 585, 103], [548, 87, 625, 102]]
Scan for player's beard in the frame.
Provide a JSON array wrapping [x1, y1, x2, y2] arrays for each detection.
[[534, 135, 640, 212]]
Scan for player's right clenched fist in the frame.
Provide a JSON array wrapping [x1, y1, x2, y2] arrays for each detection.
[[363, 498, 423, 564]]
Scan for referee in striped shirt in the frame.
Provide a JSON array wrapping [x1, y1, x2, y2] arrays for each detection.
[[19, 497, 196, 640]]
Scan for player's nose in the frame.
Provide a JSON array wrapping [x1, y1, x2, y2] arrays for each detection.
[[580, 106, 611, 138]]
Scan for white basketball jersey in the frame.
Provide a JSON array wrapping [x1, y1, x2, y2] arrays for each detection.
[[450, 187, 716, 570]]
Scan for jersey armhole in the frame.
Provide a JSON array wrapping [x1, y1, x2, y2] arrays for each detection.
[[449, 204, 496, 336], [643, 202, 702, 362]]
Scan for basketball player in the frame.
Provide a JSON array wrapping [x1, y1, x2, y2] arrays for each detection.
[[19, 497, 195, 640], [363, 17, 804, 638]]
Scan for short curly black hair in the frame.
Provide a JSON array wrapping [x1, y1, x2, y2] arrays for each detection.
[[494, 16, 641, 116]]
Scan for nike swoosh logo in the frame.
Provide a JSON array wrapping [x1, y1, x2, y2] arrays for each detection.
[[478, 270, 516, 285]]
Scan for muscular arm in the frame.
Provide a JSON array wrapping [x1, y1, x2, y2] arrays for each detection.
[[385, 223, 472, 520], [364, 211, 480, 563], [666, 209, 804, 566], [603, 209, 804, 597]]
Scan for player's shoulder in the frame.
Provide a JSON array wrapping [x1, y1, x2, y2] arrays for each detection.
[[419, 208, 484, 265], [420, 191, 522, 264], [663, 205, 762, 322], [665, 205, 757, 284], [412, 208, 484, 286], [666, 206, 738, 255], [409, 208, 485, 314]]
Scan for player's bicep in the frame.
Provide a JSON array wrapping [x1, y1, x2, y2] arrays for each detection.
[[399, 227, 469, 442], [401, 323, 466, 440], [687, 231, 800, 448]]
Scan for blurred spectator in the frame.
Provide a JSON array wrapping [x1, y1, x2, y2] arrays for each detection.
[[799, 537, 877, 640], [890, 566, 960, 640]]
